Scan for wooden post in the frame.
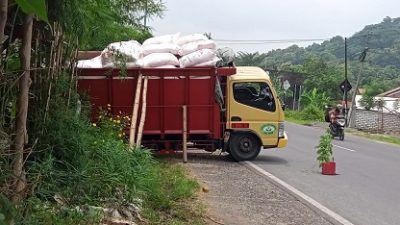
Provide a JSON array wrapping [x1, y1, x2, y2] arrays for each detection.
[[182, 105, 187, 163], [129, 73, 143, 148], [136, 76, 148, 147]]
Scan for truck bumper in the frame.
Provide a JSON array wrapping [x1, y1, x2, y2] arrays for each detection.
[[277, 132, 288, 148]]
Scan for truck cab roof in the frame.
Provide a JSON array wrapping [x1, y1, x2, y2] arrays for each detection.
[[230, 66, 270, 81]]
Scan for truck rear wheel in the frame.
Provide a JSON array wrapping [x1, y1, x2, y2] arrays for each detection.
[[229, 133, 261, 161]]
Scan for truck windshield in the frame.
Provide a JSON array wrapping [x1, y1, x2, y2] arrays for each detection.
[[233, 82, 276, 112]]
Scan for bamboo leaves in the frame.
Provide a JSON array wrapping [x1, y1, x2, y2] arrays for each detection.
[[15, 0, 48, 22]]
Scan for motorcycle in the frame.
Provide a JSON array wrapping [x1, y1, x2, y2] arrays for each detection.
[[329, 115, 345, 141]]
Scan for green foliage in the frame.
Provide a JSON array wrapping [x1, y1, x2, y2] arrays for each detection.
[[15, 0, 48, 22], [16, 101, 200, 224], [235, 52, 267, 66], [47, 0, 162, 50], [301, 88, 332, 109], [316, 131, 333, 166], [300, 105, 324, 121], [19, 197, 102, 225], [359, 95, 375, 110], [0, 194, 15, 225], [245, 16, 400, 101], [359, 82, 387, 110]]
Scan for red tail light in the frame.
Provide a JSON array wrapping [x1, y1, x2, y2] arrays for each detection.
[[231, 123, 249, 128]]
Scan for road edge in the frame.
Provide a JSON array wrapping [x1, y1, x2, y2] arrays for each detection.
[[241, 161, 354, 225]]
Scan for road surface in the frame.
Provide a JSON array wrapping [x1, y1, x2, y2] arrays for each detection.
[[251, 122, 400, 225]]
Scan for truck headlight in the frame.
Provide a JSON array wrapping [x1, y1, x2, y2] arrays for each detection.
[[278, 122, 285, 138]]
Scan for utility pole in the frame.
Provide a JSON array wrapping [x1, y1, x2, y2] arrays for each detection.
[[144, 0, 148, 26], [348, 47, 369, 128], [344, 38, 348, 125]]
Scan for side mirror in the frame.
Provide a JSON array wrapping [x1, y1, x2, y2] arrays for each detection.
[[281, 103, 286, 111]]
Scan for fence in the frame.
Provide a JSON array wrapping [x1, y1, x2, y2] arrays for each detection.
[[354, 109, 400, 135]]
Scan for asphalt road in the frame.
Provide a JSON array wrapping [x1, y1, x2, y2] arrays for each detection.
[[251, 122, 400, 225]]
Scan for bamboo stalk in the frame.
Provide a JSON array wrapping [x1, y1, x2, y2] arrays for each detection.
[[136, 76, 148, 147], [67, 38, 78, 106], [182, 105, 187, 163], [129, 73, 143, 148], [43, 29, 55, 122]]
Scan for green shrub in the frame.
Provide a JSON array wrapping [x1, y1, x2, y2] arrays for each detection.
[[316, 130, 333, 166], [19, 103, 201, 224], [300, 105, 324, 121]]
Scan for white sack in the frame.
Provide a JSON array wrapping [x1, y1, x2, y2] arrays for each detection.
[[192, 56, 221, 67], [77, 56, 103, 68], [177, 33, 208, 46], [142, 43, 180, 56], [102, 40, 142, 62], [142, 53, 179, 68], [142, 33, 180, 46], [179, 49, 216, 68], [178, 39, 216, 56], [154, 65, 177, 68]]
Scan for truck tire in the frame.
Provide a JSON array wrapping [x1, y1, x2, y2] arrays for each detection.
[[229, 133, 261, 161]]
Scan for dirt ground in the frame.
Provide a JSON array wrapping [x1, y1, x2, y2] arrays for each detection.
[[177, 151, 333, 225]]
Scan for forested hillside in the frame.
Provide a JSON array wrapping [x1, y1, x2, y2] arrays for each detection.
[[238, 16, 400, 97]]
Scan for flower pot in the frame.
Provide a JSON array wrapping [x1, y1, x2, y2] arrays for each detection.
[[321, 161, 336, 175]]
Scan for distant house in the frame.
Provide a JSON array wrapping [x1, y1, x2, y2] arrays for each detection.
[[354, 86, 400, 112], [377, 86, 400, 98], [374, 86, 400, 112]]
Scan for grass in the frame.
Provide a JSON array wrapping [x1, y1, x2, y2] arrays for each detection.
[[285, 110, 315, 125], [346, 129, 400, 145], [0, 101, 206, 225], [285, 110, 400, 146]]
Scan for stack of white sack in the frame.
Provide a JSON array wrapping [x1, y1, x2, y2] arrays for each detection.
[[98, 40, 143, 68], [141, 33, 180, 68], [176, 34, 220, 68]]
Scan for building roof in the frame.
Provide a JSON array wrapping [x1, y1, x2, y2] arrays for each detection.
[[377, 86, 400, 98]]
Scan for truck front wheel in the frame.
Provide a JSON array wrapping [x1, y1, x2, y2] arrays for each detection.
[[229, 133, 261, 161]]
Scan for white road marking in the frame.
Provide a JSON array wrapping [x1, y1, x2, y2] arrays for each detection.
[[333, 145, 356, 152], [243, 161, 355, 225]]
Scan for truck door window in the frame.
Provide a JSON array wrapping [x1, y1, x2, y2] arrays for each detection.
[[233, 82, 276, 112]]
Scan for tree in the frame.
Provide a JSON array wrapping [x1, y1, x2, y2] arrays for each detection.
[[0, 0, 7, 55], [235, 52, 267, 66]]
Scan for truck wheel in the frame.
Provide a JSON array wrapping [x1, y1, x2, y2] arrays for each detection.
[[229, 133, 261, 161]]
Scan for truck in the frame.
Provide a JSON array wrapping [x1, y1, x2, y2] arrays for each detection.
[[77, 66, 287, 161]]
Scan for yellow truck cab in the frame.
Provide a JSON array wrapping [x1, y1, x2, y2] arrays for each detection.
[[224, 66, 288, 161]]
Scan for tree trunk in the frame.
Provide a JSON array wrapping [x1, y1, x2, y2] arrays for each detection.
[[0, 0, 7, 54], [13, 14, 33, 203]]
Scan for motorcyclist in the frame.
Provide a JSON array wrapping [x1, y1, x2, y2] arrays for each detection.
[[329, 104, 342, 124], [329, 104, 344, 136]]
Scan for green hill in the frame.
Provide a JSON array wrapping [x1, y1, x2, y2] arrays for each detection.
[[254, 16, 400, 94]]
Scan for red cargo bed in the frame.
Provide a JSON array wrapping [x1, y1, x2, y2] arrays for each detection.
[[77, 67, 236, 149]]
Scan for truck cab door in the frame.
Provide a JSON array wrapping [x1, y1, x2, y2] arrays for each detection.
[[227, 81, 280, 147]]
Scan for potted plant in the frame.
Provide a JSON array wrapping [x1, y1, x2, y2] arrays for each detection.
[[316, 130, 336, 175]]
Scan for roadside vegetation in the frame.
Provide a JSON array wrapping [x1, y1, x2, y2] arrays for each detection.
[[0, 1, 207, 224]]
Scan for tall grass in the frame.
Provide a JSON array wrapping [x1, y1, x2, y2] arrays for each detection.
[[1, 98, 203, 224]]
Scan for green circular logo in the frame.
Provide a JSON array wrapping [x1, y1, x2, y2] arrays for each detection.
[[261, 124, 276, 135]]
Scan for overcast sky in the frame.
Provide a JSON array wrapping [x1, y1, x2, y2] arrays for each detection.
[[149, 0, 400, 53]]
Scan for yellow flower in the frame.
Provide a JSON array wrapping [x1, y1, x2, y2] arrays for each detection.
[[118, 134, 122, 137], [116, 120, 121, 124], [92, 123, 97, 127]]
